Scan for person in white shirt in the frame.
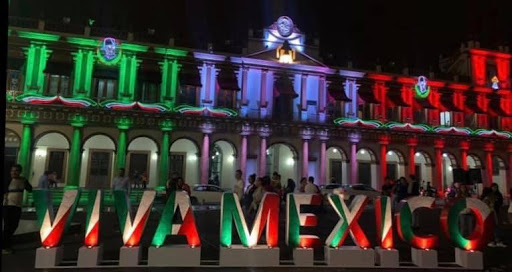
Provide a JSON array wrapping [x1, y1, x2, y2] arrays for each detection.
[[233, 170, 244, 201], [304, 176, 320, 194], [111, 168, 130, 195]]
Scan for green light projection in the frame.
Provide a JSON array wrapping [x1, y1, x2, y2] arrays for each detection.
[[23, 44, 52, 94], [159, 120, 175, 187], [17, 31, 60, 42], [72, 50, 95, 98], [115, 117, 132, 170], [118, 55, 141, 102], [159, 59, 180, 107], [67, 115, 86, 187], [18, 112, 37, 179]]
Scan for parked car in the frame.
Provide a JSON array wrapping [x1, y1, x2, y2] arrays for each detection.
[[320, 183, 381, 201], [190, 184, 226, 205]]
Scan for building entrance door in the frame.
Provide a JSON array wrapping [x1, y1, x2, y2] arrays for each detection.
[[87, 150, 112, 189], [330, 159, 342, 184], [46, 150, 67, 184], [358, 162, 372, 186], [169, 153, 185, 180]]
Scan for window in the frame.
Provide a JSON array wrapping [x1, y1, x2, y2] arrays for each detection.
[[414, 109, 427, 123], [179, 85, 198, 105], [138, 82, 159, 103], [217, 89, 235, 108], [440, 111, 452, 126], [6, 70, 22, 94], [93, 78, 117, 100], [44, 74, 70, 96], [327, 101, 345, 120]]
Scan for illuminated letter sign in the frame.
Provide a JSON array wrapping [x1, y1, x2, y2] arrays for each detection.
[[220, 192, 279, 247], [33, 189, 81, 248], [441, 198, 494, 251], [152, 191, 200, 247], [375, 196, 394, 249], [415, 76, 431, 99], [396, 196, 438, 249], [286, 193, 322, 248], [326, 194, 370, 248], [84, 190, 103, 247], [113, 190, 155, 247]]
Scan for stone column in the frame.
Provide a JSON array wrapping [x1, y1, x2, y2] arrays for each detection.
[[159, 58, 181, 107], [460, 140, 470, 171], [72, 49, 95, 98], [23, 43, 53, 94], [200, 122, 214, 184], [18, 112, 37, 179], [258, 125, 271, 177], [67, 114, 86, 188], [300, 128, 313, 179], [117, 54, 141, 102], [159, 120, 175, 187], [259, 70, 268, 118], [349, 133, 361, 184], [379, 134, 390, 189], [239, 124, 252, 184], [407, 137, 418, 176], [483, 143, 494, 186], [115, 117, 132, 171], [434, 139, 445, 196], [317, 129, 329, 186]]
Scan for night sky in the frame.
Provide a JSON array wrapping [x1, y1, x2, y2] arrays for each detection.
[[8, 0, 512, 72]]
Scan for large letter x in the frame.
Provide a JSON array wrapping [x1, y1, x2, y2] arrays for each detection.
[[326, 194, 370, 248]]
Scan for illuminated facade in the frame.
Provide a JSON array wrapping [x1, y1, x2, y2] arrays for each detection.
[[5, 16, 512, 196]]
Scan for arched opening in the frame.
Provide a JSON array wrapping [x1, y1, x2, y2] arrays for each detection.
[[266, 143, 298, 185], [442, 152, 458, 189], [210, 140, 237, 190], [415, 151, 433, 188], [357, 148, 377, 188], [33, 132, 70, 186], [467, 154, 482, 169], [127, 137, 158, 189], [386, 149, 406, 180], [492, 156, 506, 192], [326, 146, 348, 184], [81, 135, 116, 189], [4, 129, 20, 184], [170, 138, 199, 186]]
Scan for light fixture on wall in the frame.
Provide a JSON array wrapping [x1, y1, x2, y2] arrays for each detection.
[[360, 150, 366, 155], [415, 152, 420, 157], [333, 149, 338, 153], [216, 151, 220, 156], [151, 153, 158, 160], [266, 149, 270, 155], [443, 153, 448, 158], [188, 154, 197, 161], [227, 155, 235, 163], [276, 40, 295, 64], [387, 151, 393, 156], [448, 166, 453, 171], [211, 155, 215, 159], [286, 158, 294, 166], [35, 149, 47, 158]]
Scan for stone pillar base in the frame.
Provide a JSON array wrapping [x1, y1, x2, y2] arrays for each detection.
[[375, 246, 399, 267], [219, 245, 279, 267], [293, 248, 314, 266], [148, 245, 201, 267], [77, 245, 103, 267], [455, 248, 483, 270], [324, 246, 375, 267], [119, 246, 141, 267], [411, 248, 437, 268], [35, 246, 63, 268]]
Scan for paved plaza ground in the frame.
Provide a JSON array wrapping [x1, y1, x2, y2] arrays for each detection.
[[2, 201, 512, 271]]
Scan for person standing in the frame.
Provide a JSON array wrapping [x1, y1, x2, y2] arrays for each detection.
[[485, 183, 506, 247], [3, 164, 33, 254], [408, 175, 420, 196], [242, 174, 257, 210], [304, 176, 320, 194], [177, 177, 191, 196], [299, 177, 307, 192], [233, 170, 244, 201], [381, 176, 393, 196], [111, 168, 130, 195], [37, 170, 51, 189], [141, 171, 148, 190]]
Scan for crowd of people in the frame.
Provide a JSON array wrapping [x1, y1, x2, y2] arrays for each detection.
[[165, 172, 191, 196]]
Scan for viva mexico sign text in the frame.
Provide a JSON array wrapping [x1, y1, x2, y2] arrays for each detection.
[[33, 189, 494, 268]]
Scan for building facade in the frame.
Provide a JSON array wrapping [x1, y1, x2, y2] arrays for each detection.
[[5, 16, 512, 195]]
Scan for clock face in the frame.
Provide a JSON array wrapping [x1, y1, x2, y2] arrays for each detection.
[[277, 16, 294, 37]]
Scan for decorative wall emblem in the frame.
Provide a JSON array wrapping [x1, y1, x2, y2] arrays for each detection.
[[415, 76, 431, 99], [277, 16, 294, 37], [97, 37, 122, 65]]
